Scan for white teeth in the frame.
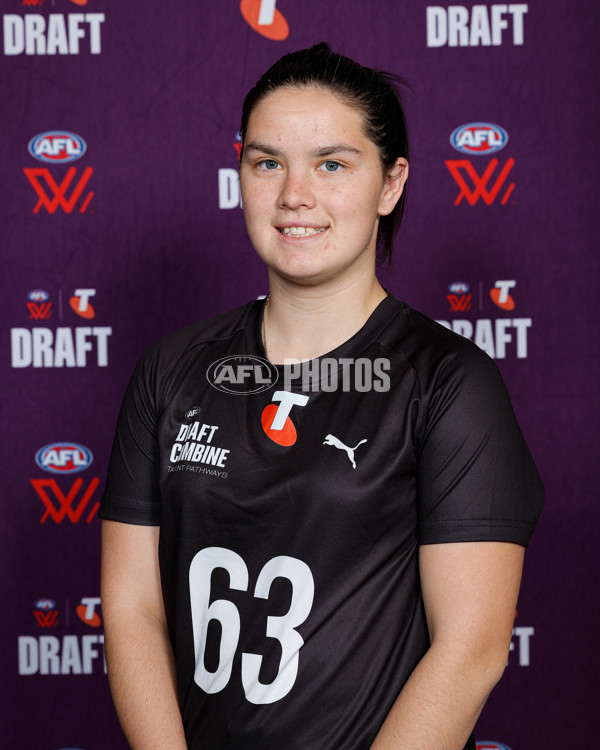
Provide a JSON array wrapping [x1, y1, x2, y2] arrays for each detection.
[[279, 226, 327, 236]]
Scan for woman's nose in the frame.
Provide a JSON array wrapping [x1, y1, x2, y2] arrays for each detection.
[[278, 169, 316, 210]]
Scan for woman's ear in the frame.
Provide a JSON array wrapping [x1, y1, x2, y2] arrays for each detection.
[[378, 157, 409, 216]]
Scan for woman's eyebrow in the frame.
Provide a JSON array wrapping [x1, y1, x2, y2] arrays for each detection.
[[243, 142, 362, 158], [310, 144, 362, 157], [244, 142, 283, 157]]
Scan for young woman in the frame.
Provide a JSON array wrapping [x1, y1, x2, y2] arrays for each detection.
[[100, 44, 543, 749]]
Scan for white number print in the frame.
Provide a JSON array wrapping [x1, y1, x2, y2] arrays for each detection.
[[189, 547, 315, 704]]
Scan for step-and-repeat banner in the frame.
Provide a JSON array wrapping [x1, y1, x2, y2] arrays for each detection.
[[2, 1, 597, 748]]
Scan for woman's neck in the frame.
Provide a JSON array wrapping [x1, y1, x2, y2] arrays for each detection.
[[263, 273, 387, 364]]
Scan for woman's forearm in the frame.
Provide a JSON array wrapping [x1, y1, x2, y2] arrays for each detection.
[[104, 609, 188, 749], [369, 639, 502, 749]]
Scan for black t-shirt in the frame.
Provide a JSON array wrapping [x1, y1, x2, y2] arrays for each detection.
[[100, 295, 543, 749]]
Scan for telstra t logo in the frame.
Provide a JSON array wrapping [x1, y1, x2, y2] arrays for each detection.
[[490, 280, 516, 311], [262, 391, 308, 446], [240, 0, 289, 40], [70, 288, 96, 319]]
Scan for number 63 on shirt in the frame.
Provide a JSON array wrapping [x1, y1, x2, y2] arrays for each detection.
[[189, 546, 315, 704]]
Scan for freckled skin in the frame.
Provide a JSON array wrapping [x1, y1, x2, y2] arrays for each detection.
[[239, 87, 401, 290]]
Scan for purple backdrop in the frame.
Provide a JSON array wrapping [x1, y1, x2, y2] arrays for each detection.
[[2, 1, 598, 748]]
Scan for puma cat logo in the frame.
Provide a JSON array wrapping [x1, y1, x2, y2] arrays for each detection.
[[323, 434, 367, 469]]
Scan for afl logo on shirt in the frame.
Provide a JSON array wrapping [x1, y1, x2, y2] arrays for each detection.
[[207, 355, 277, 395]]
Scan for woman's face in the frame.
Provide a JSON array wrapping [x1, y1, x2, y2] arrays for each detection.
[[240, 86, 406, 288]]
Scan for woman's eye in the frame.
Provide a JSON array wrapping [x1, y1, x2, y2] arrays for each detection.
[[318, 160, 342, 172], [258, 159, 280, 170]]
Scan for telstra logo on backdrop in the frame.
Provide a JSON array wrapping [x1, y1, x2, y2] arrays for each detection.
[[445, 123, 515, 205], [23, 131, 94, 214], [240, 0, 289, 40]]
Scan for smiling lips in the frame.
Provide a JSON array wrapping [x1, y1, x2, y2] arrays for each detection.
[[278, 226, 328, 236]]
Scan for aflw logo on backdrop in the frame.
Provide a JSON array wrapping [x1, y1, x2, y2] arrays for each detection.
[[23, 130, 94, 214], [447, 281, 471, 312], [27, 289, 52, 320], [31, 442, 100, 525], [445, 123, 515, 205], [33, 598, 59, 628]]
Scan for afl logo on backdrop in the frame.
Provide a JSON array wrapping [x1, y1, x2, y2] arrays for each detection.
[[476, 741, 512, 750], [450, 123, 508, 155], [34, 598, 56, 610], [448, 281, 470, 294], [28, 289, 50, 302], [35, 443, 93, 474], [27, 131, 86, 163]]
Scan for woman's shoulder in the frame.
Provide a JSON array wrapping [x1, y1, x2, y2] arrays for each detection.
[[129, 299, 261, 388], [382, 296, 490, 360], [380, 296, 504, 390], [147, 299, 259, 357]]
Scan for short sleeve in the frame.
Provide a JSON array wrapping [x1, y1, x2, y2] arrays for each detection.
[[416, 342, 544, 547], [100, 347, 162, 526]]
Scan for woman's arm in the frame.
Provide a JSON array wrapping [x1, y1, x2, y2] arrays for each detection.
[[101, 520, 188, 749], [370, 541, 524, 749]]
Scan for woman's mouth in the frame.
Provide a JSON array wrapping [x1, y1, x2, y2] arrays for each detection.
[[278, 226, 328, 237]]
